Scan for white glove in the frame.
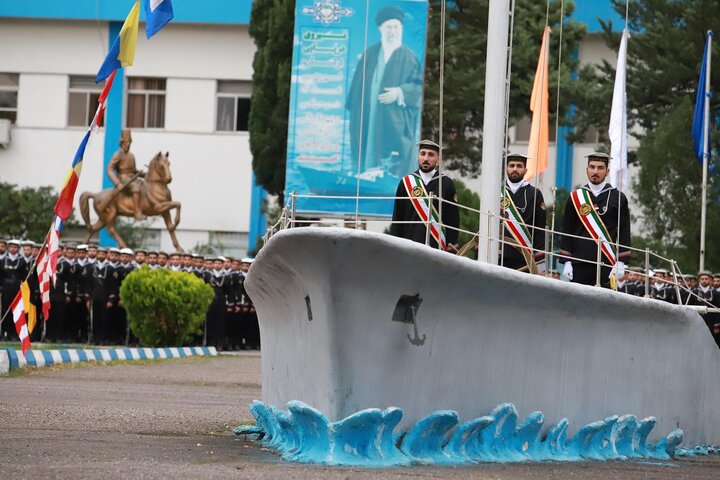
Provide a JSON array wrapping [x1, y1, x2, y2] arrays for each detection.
[[562, 261, 573, 281], [609, 261, 625, 280]]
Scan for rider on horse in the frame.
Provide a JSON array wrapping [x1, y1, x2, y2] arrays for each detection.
[[106, 129, 146, 220]]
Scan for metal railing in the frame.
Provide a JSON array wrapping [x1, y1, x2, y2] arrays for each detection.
[[262, 192, 719, 312]]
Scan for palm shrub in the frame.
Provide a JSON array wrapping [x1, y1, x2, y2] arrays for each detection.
[[120, 267, 214, 347]]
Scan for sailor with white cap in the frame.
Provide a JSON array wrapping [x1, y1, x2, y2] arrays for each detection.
[[0, 239, 29, 339]]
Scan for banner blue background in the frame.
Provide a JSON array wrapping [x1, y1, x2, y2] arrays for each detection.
[[285, 0, 429, 216]]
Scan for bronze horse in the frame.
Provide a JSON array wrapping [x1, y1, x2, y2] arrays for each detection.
[[80, 151, 182, 251]]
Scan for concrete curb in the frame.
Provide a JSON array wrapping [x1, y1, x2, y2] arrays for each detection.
[[0, 346, 217, 373]]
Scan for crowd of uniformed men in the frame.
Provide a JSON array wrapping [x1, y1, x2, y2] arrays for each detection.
[[0, 238, 259, 350]]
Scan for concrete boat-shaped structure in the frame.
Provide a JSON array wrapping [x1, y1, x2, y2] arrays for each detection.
[[245, 227, 720, 446]]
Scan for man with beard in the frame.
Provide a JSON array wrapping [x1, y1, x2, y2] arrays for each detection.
[[346, 5, 423, 175], [500, 153, 546, 272], [559, 153, 631, 287], [390, 139, 459, 251]]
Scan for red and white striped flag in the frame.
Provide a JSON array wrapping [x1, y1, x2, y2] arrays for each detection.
[[10, 291, 31, 356], [36, 216, 63, 321]]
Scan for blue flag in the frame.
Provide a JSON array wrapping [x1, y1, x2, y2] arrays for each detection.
[[144, 0, 174, 39], [692, 33, 712, 164]]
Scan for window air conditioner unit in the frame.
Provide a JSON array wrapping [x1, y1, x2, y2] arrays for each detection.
[[0, 119, 10, 148]]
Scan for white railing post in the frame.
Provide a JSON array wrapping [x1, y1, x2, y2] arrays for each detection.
[[595, 241, 603, 287], [644, 248, 651, 297]]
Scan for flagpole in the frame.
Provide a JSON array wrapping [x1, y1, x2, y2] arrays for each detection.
[[700, 31, 711, 271]]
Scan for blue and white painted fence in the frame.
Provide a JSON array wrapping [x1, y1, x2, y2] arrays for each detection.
[[0, 346, 217, 374]]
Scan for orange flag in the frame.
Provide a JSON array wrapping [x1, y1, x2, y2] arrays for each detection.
[[525, 27, 551, 181]]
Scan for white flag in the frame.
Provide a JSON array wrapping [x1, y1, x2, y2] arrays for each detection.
[[609, 29, 629, 191]]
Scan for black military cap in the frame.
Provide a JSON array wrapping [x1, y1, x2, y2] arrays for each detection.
[[506, 153, 529, 165], [416, 139, 442, 153], [585, 152, 611, 165], [375, 5, 404, 26]]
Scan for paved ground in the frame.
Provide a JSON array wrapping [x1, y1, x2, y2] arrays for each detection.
[[1, 353, 719, 479]]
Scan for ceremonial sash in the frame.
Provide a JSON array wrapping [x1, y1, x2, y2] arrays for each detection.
[[501, 189, 533, 256], [402, 174, 447, 250], [570, 188, 617, 266]]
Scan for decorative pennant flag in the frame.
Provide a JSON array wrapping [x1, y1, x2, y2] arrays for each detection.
[[10, 292, 31, 357], [96, 0, 141, 83], [609, 28, 629, 191], [93, 70, 117, 129], [144, 0, 174, 39], [525, 27, 551, 181], [54, 130, 91, 220], [36, 216, 63, 321], [19, 281, 37, 334]]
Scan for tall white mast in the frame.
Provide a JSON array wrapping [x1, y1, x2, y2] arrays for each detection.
[[477, 0, 511, 264]]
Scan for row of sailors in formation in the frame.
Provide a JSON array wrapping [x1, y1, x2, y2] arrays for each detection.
[[0, 239, 259, 351], [543, 266, 720, 305]]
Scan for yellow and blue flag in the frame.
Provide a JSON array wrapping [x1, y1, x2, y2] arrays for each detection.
[[144, 0, 174, 39], [96, 0, 140, 83], [54, 130, 91, 220]]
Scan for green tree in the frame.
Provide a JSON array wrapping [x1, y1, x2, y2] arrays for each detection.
[[0, 183, 62, 240], [634, 99, 720, 271], [423, 0, 588, 173], [248, 0, 294, 203], [570, 0, 720, 272]]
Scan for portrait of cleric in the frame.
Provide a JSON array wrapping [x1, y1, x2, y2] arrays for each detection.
[[346, 5, 424, 177]]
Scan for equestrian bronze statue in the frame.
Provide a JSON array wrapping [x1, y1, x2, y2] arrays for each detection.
[[79, 131, 182, 250]]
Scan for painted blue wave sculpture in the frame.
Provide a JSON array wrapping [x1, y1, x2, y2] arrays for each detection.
[[235, 400, 713, 466]]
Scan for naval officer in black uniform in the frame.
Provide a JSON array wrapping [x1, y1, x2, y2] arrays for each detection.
[[559, 152, 631, 287], [500, 153, 546, 272], [390, 139, 460, 251]]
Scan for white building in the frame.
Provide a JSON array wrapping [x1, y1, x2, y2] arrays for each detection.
[[0, 1, 263, 256]]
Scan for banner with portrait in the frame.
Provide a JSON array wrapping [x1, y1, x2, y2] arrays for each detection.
[[285, 0, 430, 216]]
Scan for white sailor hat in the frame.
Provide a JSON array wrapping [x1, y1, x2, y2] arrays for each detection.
[[241, 257, 254, 264], [506, 152, 529, 164], [21, 239, 34, 246], [119, 247, 134, 255], [8, 239, 21, 246], [76, 244, 89, 251], [216, 256, 228, 262], [109, 247, 121, 254]]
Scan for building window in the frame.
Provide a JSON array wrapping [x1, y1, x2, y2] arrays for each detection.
[[216, 81, 251, 132], [0, 73, 19, 124], [126, 77, 166, 129], [68, 76, 103, 127]]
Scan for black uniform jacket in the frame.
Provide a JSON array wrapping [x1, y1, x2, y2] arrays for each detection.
[[502, 182, 546, 267], [559, 183, 631, 265], [390, 170, 460, 249]]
